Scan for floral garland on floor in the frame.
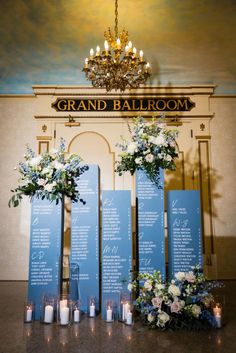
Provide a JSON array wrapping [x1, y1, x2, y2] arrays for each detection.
[[115, 116, 179, 186], [9, 138, 89, 207], [128, 266, 222, 330]]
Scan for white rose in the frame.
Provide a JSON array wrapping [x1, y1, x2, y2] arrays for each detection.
[[175, 272, 185, 282], [157, 311, 170, 327], [165, 154, 172, 162], [147, 313, 155, 323], [191, 304, 201, 318], [155, 283, 164, 290], [28, 156, 42, 167], [53, 161, 64, 170], [154, 135, 166, 146], [144, 280, 152, 291], [151, 297, 163, 308], [135, 157, 142, 165], [168, 284, 181, 297], [157, 153, 164, 159], [185, 271, 196, 283], [37, 178, 46, 186], [145, 153, 154, 163], [44, 183, 54, 192], [126, 142, 138, 155]]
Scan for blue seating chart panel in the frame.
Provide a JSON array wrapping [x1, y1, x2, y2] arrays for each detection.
[[28, 198, 63, 320], [167, 190, 203, 279], [102, 190, 132, 319], [70, 165, 100, 313], [136, 169, 165, 279]]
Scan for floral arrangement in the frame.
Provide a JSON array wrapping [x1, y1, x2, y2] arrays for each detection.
[[115, 116, 179, 186], [9, 138, 89, 207], [128, 266, 222, 330]]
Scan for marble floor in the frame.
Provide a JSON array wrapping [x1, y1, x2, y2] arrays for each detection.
[[0, 281, 235, 353]]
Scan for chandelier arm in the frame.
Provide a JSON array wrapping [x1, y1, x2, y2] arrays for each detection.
[[115, 0, 118, 38]]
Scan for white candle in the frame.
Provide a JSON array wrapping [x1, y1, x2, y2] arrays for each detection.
[[122, 303, 130, 321], [26, 307, 32, 322], [90, 304, 95, 317], [126, 311, 132, 325], [60, 299, 68, 309], [106, 307, 112, 322], [60, 307, 69, 325], [213, 306, 222, 328], [74, 309, 80, 323], [44, 305, 54, 323]]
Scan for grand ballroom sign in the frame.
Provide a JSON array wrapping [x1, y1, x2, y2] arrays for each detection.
[[52, 97, 195, 112]]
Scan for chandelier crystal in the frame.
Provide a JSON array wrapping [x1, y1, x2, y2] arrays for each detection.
[[82, 0, 150, 92]]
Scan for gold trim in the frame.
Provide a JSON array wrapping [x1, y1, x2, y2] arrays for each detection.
[[38, 141, 49, 154], [36, 136, 52, 140], [64, 122, 80, 127], [67, 131, 115, 189], [195, 135, 211, 140], [198, 140, 214, 254]]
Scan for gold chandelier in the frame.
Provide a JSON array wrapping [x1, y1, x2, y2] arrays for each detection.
[[82, 0, 150, 92]]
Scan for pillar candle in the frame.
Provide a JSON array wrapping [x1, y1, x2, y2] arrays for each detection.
[[74, 308, 80, 323], [126, 311, 132, 325], [26, 307, 32, 322], [106, 307, 112, 322], [44, 305, 54, 323], [60, 307, 69, 325], [90, 304, 95, 317]]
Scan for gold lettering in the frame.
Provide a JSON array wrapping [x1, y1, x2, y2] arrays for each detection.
[[122, 100, 131, 110], [77, 100, 87, 111], [113, 100, 121, 110], [177, 99, 188, 110], [87, 100, 97, 111], [139, 99, 147, 111], [131, 100, 139, 111], [57, 99, 68, 111], [166, 99, 178, 110], [147, 100, 156, 111], [156, 100, 166, 110], [67, 100, 76, 111], [98, 100, 106, 110]]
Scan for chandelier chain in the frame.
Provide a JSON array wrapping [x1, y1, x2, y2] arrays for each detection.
[[115, 0, 118, 38]]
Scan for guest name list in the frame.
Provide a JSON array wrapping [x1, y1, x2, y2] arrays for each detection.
[[136, 170, 165, 279], [71, 165, 99, 312], [168, 190, 203, 279], [102, 191, 132, 319], [28, 199, 63, 320]]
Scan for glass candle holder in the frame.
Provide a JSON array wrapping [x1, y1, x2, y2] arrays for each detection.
[[104, 300, 114, 323], [72, 300, 81, 323], [213, 302, 223, 328], [88, 297, 97, 317], [24, 301, 34, 323], [119, 292, 132, 323], [41, 296, 55, 324], [57, 295, 72, 326]]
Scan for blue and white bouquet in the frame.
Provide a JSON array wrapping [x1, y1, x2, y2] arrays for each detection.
[[115, 116, 178, 186], [128, 266, 222, 330], [9, 138, 89, 207]]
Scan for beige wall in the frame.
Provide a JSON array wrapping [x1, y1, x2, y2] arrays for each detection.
[[210, 97, 236, 279], [0, 89, 235, 280]]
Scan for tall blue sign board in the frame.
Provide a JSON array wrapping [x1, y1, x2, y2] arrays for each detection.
[[167, 190, 203, 279], [70, 165, 100, 312], [136, 169, 165, 279], [28, 198, 63, 320], [102, 190, 132, 319]]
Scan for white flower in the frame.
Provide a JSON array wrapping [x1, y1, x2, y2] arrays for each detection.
[[165, 154, 172, 162], [152, 135, 166, 146], [157, 311, 170, 328], [37, 178, 46, 186], [127, 283, 133, 292], [155, 283, 164, 290], [151, 297, 163, 308], [191, 304, 201, 318], [126, 142, 138, 155], [185, 271, 196, 283], [168, 284, 181, 297], [175, 272, 185, 282], [53, 161, 64, 170], [147, 313, 155, 323], [145, 153, 154, 163], [135, 157, 142, 165], [157, 153, 164, 159], [28, 156, 42, 167], [44, 182, 56, 192], [144, 280, 152, 291], [42, 167, 51, 175]]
